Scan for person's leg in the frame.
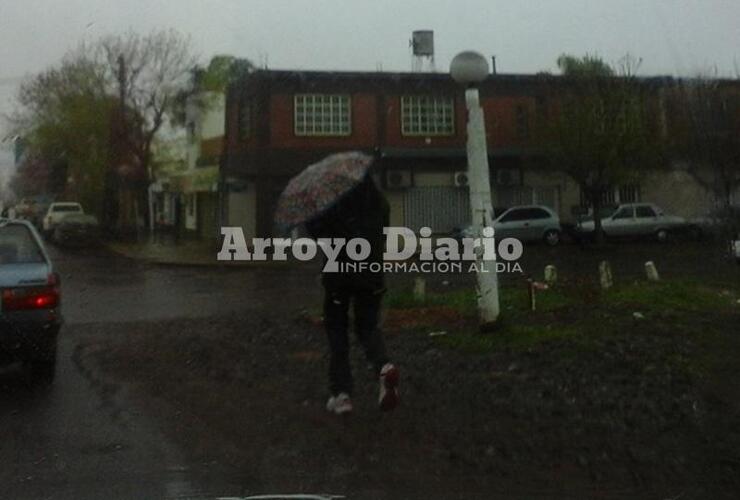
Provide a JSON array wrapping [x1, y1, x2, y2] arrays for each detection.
[[354, 288, 400, 411], [353, 288, 389, 375], [323, 287, 353, 396]]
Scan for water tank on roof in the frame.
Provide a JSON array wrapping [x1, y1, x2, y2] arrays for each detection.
[[411, 30, 434, 57]]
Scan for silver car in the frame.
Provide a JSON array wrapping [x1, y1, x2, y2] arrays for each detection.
[[576, 203, 686, 242], [0, 218, 62, 382], [493, 205, 563, 246]]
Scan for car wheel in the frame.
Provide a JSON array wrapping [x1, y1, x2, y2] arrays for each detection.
[[543, 229, 561, 246], [655, 228, 669, 243]]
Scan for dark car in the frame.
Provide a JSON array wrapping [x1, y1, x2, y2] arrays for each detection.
[[52, 213, 100, 246], [0, 218, 62, 382]]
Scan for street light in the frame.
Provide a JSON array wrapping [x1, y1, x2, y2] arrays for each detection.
[[450, 51, 500, 329]]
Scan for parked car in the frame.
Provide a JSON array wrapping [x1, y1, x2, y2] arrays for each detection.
[[574, 203, 686, 242], [52, 214, 100, 246], [452, 205, 563, 246], [0, 218, 61, 382], [493, 205, 563, 245], [42, 202, 84, 236]]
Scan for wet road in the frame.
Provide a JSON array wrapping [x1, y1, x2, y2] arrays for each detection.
[[0, 246, 321, 500], [1, 240, 737, 499]]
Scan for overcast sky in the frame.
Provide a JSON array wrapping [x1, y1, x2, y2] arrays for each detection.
[[1, 0, 739, 168]]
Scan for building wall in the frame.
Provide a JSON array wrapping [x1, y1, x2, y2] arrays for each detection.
[[483, 96, 536, 149], [227, 183, 257, 242], [223, 71, 739, 236], [414, 171, 455, 187], [200, 94, 226, 139], [642, 170, 715, 218], [384, 190, 405, 227]]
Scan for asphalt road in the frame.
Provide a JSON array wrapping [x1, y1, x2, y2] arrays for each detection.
[[0, 246, 322, 500]]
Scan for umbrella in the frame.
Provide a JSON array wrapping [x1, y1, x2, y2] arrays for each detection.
[[274, 151, 374, 229]]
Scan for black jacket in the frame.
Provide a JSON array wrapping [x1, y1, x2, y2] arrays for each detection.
[[306, 177, 389, 292]]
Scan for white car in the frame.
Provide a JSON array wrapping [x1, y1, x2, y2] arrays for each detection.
[[576, 203, 686, 242], [452, 205, 563, 246], [42, 202, 84, 235]]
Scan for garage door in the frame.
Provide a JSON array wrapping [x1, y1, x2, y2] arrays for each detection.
[[404, 187, 470, 234]]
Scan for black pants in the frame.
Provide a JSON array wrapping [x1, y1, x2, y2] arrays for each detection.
[[323, 286, 388, 396]]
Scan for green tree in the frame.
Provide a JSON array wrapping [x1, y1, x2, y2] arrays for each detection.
[[541, 54, 662, 243], [10, 55, 113, 218], [171, 54, 254, 126], [10, 29, 196, 231]]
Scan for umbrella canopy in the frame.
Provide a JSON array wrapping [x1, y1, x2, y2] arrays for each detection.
[[274, 151, 374, 229]]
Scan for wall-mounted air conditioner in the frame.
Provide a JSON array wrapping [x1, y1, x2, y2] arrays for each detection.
[[495, 168, 521, 186], [454, 171, 469, 187]]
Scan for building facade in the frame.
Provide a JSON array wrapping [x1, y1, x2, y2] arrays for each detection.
[[222, 69, 736, 239]]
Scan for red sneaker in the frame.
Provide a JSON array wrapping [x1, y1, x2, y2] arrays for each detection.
[[379, 363, 400, 412]]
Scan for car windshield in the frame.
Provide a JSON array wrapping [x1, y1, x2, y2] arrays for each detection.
[[1, 3, 739, 500], [0, 223, 45, 264]]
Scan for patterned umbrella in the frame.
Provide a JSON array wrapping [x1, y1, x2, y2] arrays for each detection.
[[274, 151, 374, 229]]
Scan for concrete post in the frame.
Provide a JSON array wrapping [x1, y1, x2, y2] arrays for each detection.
[[645, 261, 660, 282], [413, 276, 426, 303], [544, 265, 558, 286], [599, 261, 613, 290], [465, 87, 500, 328]]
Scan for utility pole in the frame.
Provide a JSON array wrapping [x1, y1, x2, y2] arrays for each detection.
[[451, 51, 500, 330]]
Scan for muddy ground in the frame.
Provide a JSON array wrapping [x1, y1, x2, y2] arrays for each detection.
[[74, 276, 740, 500]]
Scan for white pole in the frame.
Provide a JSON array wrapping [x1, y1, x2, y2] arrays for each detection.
[[465, 87, 500, 328]]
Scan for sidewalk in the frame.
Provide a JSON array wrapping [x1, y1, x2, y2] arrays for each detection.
[[105, 240, 304, 268]]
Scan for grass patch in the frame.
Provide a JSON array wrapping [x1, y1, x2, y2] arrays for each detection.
[[605, 280, 738, 312], [386, 284, 578, 317], [385, 288, 478, 314], [391, 279, 739, 355]]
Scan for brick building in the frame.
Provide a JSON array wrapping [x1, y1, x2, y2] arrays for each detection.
[[221, 69, 735, 239]]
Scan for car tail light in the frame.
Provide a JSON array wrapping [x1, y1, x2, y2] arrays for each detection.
[[2, 273, 60, 311]]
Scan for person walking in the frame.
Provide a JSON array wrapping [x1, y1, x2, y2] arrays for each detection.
[[306, 175, 399, 416]]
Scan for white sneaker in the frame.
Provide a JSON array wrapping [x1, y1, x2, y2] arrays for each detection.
[[326, 392, 353, 415], [379, 363, 400, 412]]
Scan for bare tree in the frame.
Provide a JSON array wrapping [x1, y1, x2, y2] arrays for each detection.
[[675, 78, 740, 207], [671, 75, 740, 249], [96, 29, 196, 182]]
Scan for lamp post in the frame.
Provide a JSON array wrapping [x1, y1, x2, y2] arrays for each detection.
[[450, 51, 500, 329]]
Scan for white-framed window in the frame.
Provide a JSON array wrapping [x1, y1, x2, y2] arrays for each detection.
[[294, 94, 351, 136], [579, 184, 641, 207], [401, 95, 455, 136]]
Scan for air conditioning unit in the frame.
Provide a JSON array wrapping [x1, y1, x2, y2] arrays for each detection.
[[454, 171, 469, 187], [496, 168, 521, 186], [385, 169, 412, 189]]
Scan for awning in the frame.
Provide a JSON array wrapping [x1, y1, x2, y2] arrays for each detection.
[[378, 147, 541, 159]]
